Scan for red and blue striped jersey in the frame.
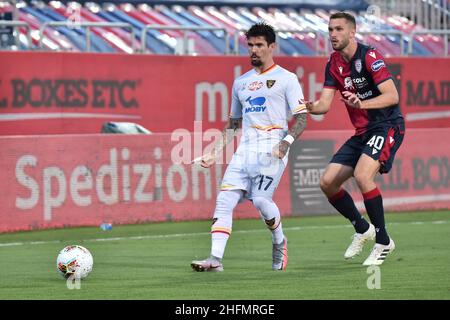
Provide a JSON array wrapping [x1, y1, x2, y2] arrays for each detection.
[[324, 42, 404, 135]]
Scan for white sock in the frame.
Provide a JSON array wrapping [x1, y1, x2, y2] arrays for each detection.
[[210, 190, 242, 259], [271, 221, 284, 245], [252, 196, 285, 244], [211, 233, 228, 260]]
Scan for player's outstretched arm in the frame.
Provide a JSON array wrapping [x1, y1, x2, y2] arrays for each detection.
[[305, 88, 336, 115], [197, 117, 242, 168], [272, 113, 307, 159]]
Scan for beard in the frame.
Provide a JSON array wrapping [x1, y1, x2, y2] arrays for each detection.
[[332, 38, 350, 51], [250, 56, 262, 67]]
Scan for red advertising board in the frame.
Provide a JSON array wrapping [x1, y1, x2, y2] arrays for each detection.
[[0, 52, 449, 135], [0, 129, 449, 232], [0, 132, 289, 232]]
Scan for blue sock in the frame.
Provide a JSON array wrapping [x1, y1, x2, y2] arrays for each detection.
[[328, 189, 369, 234], [363, 188, 390, 245]]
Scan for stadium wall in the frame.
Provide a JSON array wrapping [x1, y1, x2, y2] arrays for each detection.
[[0, 52, 449, 135], [0, 129, 449, 232]]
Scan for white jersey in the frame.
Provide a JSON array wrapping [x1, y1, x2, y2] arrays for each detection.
[[230, 64, 307, 155]]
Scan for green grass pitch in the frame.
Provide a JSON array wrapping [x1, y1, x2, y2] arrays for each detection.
[[0, 210, 449, 300]]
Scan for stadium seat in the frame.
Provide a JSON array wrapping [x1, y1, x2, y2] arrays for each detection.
[[1, 0, 446, 56]]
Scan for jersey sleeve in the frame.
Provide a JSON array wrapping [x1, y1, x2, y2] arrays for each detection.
[[229, 81, 242, 119], [286, 73, 307, 115], [365, 48, 392, 85], [323, 60, 337, 89]]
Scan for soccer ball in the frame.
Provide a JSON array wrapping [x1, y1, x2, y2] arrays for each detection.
[[56, 245, 93, 279]]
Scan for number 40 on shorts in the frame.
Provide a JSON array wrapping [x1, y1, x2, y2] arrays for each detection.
[[366, 135, 385, 152]]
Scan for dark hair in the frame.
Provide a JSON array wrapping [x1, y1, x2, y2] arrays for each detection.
[[329, 12, 356, 28], [245, 22, 276, 44]]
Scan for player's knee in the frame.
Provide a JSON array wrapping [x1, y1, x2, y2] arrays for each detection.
[[353, 170, 371, 188], [320, 175, 334, 193], [252, 196, 280, 230], [215, 190, 241, 214], [263, 215, 280, 230], [252, 196, 272, 212]]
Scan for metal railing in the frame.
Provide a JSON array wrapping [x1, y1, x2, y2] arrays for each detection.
[[408, 29, 450, 57], [0, 20, 32, 49], [234, 28, 325, 56], [357, 30, 405, 56], [235, 29, 405, 56], [38, 21, 135, 52], [367, 0, 449, 31], [1, 20, 449, 57], [140, 24, 230, 55]]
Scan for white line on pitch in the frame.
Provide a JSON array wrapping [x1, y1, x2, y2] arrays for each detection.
[[0, 220, 447, 248]]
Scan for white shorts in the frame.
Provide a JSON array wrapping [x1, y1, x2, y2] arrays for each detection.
[[220, 151, 286, 200]]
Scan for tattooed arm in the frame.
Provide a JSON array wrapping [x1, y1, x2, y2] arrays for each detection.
[[199, 117, 242, 168], [272, 113, 307, 159]]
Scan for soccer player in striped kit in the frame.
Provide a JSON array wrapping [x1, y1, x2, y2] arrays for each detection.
[[191, 22, 307, 272], [306, 12, 405, 265]]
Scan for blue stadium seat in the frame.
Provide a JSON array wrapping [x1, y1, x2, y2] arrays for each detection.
[[7, 1, 446, 56]]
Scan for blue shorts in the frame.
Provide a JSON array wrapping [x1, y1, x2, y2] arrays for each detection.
[[330, 123, 405, 174]]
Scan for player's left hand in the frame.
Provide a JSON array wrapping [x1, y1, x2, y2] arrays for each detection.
[[340, 91, 362, 109], [272, 140, 290, 159]]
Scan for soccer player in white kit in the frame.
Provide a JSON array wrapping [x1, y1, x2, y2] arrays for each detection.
[[191, 23, 307, 272]]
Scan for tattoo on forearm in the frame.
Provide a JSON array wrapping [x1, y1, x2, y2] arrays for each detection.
[[228, 118, 242, 131], [288, 113, 307, 139], [214, 118, 242, 153]]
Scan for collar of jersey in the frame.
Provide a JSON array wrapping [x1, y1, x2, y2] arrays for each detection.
[[349, 42, 361, 63], [256, 63, 277, 75]]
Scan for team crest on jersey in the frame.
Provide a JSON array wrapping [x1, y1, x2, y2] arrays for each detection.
[[355, 59, 362, 73], [368, 51, 377, 59], [266, 80, 276, 88], [248, 81, 263, 91], [344, 77, 354, 90], [338, 66, 343, 74]]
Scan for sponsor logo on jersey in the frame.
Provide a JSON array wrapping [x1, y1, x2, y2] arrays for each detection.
[[356, 90, 373, 100], [266, 80, 276, 88], [352, 77, 366, 84], [352, 76, 368, 89], [248, 81, 263, 91], [245, 96, 266, 113], [371, 60, 385, 72], [245, 106, 266, 113], [355, 59, 362, 73]]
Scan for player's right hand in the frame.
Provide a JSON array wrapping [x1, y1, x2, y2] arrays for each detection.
[[197, 152, 216, 168], [305, 101, 314, 113]]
